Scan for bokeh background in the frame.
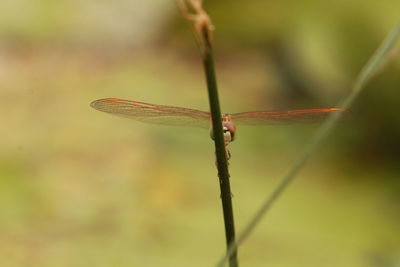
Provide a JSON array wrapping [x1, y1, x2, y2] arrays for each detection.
[[0, 0, 399, 266]]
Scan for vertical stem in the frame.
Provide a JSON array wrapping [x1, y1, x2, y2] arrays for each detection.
[[202, 41, 239, 267]]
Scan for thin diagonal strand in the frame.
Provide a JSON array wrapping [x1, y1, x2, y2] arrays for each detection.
[[216, 22, 400, 267]]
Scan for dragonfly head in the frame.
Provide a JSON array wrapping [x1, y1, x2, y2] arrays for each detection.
[[209, 115, 237, 145]]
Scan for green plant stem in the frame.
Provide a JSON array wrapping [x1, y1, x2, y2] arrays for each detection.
[[216, 22, 400, 267], [202, 42, 238, 267]]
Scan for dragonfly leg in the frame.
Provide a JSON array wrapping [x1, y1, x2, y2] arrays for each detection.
[[226, 146, 231, 161]]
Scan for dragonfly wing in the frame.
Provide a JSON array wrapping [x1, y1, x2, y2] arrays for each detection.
[[231, 108, 344, 125], [91, 98, 210, 129]]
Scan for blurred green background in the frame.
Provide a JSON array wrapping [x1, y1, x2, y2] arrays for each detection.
[[0, 0, 399, 266]]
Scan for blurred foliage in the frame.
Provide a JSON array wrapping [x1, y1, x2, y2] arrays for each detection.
[[0, 0, 399, 266]]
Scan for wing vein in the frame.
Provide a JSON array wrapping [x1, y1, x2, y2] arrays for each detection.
[[91, 98, 210, 129]]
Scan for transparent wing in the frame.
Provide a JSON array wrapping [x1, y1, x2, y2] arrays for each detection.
[[91, 98, 210, 129], [231, 108, 344, 125]]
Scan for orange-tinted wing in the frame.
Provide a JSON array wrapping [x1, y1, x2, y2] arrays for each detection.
[[231, 108, 343, 125], [91, 98, 210, 129]]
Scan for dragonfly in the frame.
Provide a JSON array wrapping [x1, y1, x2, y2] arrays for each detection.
[[90, 98, 343, 159]]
